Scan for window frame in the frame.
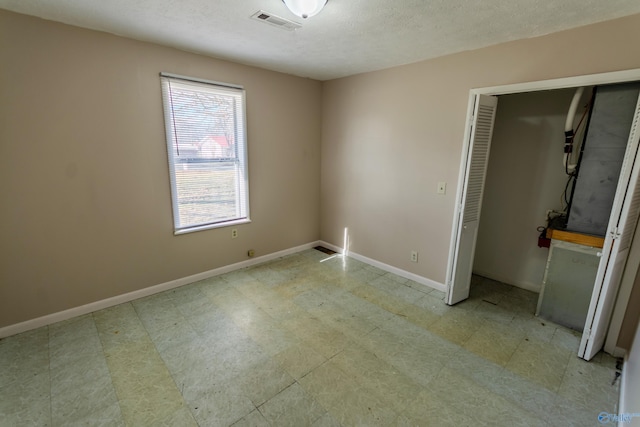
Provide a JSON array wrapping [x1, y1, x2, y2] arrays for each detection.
[[160, 72, 250, 235]]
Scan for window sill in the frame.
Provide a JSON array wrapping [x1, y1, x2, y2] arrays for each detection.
[[174, 218, 251, 235]]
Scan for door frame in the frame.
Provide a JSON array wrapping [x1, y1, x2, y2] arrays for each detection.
[[446, 68, 640, 353]]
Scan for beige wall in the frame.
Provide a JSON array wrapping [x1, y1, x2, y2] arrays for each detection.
[[618, 270, 640, 350], [474, 89, 587, 292], [620, 314, 640, 422], [0, 10, 322, 328], [320, 13, 640, 285]]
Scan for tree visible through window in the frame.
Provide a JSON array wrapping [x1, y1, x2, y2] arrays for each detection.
[[160, 74, 249, 234]]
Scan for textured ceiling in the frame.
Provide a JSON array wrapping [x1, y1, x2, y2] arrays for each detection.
[[1, 0, 640, 80]]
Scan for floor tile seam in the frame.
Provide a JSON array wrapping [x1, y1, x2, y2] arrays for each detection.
[[141, 340, 196, 378], [269, 274, 311, 288], [331, 317, 378, 338], [553, 354, 597, 412], [48, 346, 106, 370], [323, 288, 367, 311], [376, 295, 418, 321], [99, 332, 162, 360], [247, 370, 297, 408], [548, 325, 577, 345], [132, 303, 182, 319], [139, 320, 197, 343], [221, 402, 260, 427], [543, 392, 598, 426], [48, 328, 101, 347], [563, 382, 621, 415], [501, 334, 532, 373], [184, 313, 231, 338], [442, 344, 507, 380], [534, 336, 576, 368], [354, 281, 397, 298], [428, 306, 487, 326], [47, 333, 104, 355], [297, 348, 347, 385], [433, 328, 475, 350], [145, 327, 205, 358], [299, 299, 368, 330], [93, 307, 185, 424], [347, 287, 411, 319], [0, 343, 48, 361], [484, 370, 560, 425], [0, 373, 50, 400], [91, 310, 115, 370], [46, 324, 53, 427], [104, 346, 170, 380], [301, 333, 351, 361], [50, 386, 121, 422], [461, 342, 515, 370], [169, 349, 271, 392], [431, 365, 541, 420], [255, 379, 327, 425], [330, 356, 429, 414], [107, 356, 190, 425], [296, 360, 396, 426], [281, 312, 345, 341], [49, 364, 114, 394], [231, 316, 283, 341], [373, 324, 443, 356], [156, 300, 211, 321], [396, 309, 442, 333], [502, 337, 567, 396], [399, 281, 433, 296], [326, 347, 436, 402], [478, 318, 528, 346]]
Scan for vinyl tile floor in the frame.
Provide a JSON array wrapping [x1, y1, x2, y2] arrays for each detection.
[[0, 249, 621, 426]]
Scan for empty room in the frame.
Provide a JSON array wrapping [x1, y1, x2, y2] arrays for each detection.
[[2, 1, 640, 426]]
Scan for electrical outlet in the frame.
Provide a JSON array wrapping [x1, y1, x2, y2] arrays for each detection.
[[437, 182, 447, 195], [231, 229, 238, 239], [411, 251, 418, 263]]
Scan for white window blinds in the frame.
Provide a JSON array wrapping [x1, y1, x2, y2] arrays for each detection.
[[160, 73, 249, 234]]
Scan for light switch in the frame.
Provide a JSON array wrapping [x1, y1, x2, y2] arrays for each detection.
[[437, 182, 447, 195]]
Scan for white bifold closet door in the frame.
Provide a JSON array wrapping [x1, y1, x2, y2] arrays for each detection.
[[447, 94, 498, 305], [580, 93, 640, 361]]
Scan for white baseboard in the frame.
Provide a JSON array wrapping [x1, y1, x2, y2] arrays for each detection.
[[1, 240, 448, 338], [318, 241, 446, 293], [0, 241, 321, 339]]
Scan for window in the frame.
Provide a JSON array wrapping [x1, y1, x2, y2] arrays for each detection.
[[160, 73, 249, 234]]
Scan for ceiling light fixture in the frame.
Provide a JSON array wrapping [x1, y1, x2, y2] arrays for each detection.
[[282, 0, 328, 19]]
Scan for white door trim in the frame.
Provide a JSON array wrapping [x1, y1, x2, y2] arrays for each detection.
[[471, 69, 640, 96]]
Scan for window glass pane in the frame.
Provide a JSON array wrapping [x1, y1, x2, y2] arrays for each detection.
[[161, 75, 249, 233]]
